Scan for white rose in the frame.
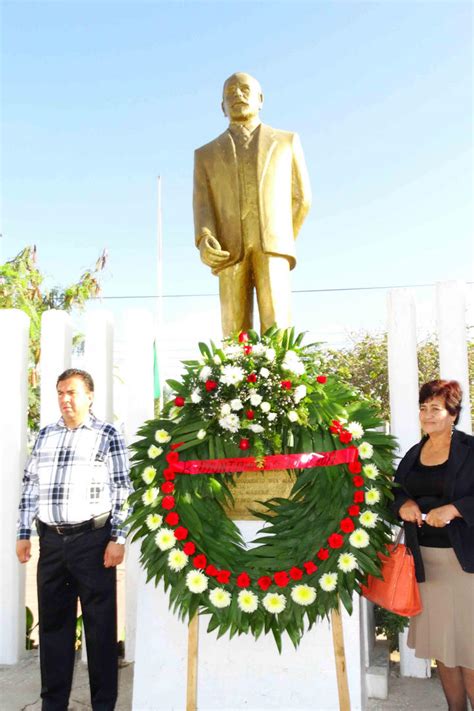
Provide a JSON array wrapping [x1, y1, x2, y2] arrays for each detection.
[[260, 401, 271, 413], [199, 366, 212, 381], [259, 367, 270, 378], [230, 398, 243, 411], [250, 393, 263, 407], [248, 424, 264, 433], [267, 412, 277, 422], [287, 410, 299, 423], [190, 389, 202, 404], [293, 384, 307, 403], [265, 348, 276, 362], [220, 403, 231, 416]]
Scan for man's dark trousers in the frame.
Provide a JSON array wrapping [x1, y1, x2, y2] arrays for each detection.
[[37, 523, 118, 711]]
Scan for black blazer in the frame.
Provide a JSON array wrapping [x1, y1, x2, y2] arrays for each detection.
[[392, 429, 474, 582]]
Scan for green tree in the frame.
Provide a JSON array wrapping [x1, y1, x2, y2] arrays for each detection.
[[318, 331, 473, 425], [0, 246, 107, 428]]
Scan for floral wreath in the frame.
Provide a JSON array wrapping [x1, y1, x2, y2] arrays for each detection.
[[128, 328, 396, 649]]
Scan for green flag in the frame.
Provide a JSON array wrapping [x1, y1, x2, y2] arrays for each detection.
[[153, 341, 161, 399]]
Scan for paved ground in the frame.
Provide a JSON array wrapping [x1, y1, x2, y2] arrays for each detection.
[[1, 650, 447, 711]]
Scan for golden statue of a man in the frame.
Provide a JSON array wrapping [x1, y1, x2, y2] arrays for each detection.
[[193, 72, 312, 336]]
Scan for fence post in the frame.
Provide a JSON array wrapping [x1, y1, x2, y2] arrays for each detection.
[[436, 281, 472, 434], [40, 310, 73, 426], [0, 310, 30, 663], [122, 309, 155, 662], [387, 289, 431, 678], [84, 311, 114, 422]]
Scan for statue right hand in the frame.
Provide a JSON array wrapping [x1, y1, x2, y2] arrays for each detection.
[[199, 234, 230, 268]]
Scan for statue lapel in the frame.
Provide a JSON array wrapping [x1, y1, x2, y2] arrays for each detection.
[[257, 124, 277, 190]]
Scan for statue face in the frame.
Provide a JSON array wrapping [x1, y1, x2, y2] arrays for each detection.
[[222, 73, 263, 123]]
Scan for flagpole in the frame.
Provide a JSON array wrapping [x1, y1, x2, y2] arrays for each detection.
[[155, 175, 163, 411]]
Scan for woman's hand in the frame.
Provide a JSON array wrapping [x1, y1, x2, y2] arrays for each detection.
[[425, 504, 460, 528], [399, 499, 423, 527]]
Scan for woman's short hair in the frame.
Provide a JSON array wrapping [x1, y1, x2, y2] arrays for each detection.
[[419, 379, 463, 424]]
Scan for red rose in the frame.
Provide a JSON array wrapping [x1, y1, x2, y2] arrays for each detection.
[[161, 495, 175, 510], [257, 576, 273, 591], [303, 561, 318, 574], [289, 566, 303, 581], [205, 565, 218, 577], [174, 396, 185, 407], [317, 548, 329, 560], [174, 526, 188, 541], [328, 533, 344, 549], [246, 410, 255, 420], [353, 475, 364, 488], [340, 517, 355, 533], [163, 468, 176, 481], [339, 430, 352, 444], [348, 504, 360, 517], [183, 541, 195, 555], [193, 554, 207, 569], [166, 451, 180, 464], [161, 481, 174, 494], [216, 569, 231, 584], [330, 420, 342, 433], [349, 461, 362, 474], [236, 572, 251, 588], [247, 373, 257, 383], [238, 331, 249, 343], [281, 380, 292, 390], [243, 345, 253, 355], [273, 571, 290, 588], [354, 491, 364, 503], [239, 438, 250, 450], [165, 512, 179, 526], [316, 375, 327, 384], [205, 380, 218, 392]]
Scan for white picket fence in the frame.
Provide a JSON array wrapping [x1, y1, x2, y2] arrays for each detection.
[[0, 282, 471, 707]]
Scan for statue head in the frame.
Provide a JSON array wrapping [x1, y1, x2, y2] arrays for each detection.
[[222, 72, 264, 123]]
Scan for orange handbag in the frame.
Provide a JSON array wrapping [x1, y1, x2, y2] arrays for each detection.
[[361, 531, 423, 617]]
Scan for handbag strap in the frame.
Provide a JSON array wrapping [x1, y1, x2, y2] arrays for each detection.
[[391, 525, 405, 551]]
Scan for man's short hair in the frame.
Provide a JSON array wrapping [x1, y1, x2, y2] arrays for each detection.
[[56, 369, 94, 393]]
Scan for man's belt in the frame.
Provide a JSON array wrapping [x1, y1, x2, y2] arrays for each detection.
[[40, 512, 111, 536]]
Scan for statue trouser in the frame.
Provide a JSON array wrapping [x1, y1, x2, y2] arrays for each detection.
[[37, 523, 118, 711]]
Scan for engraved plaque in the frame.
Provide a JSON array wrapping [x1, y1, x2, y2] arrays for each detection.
[[224, 469, 295, 521]]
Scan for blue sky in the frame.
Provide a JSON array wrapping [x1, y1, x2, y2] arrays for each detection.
[[2, 0, 472, 366]]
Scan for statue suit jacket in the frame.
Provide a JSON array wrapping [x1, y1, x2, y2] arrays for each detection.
[[193, 123, 312, 274], [392, 429, 474, 581]]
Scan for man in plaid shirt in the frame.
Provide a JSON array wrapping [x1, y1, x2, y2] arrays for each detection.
[[16, 368, 132, 711]]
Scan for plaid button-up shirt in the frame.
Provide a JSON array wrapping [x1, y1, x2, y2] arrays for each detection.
[[17, 413, 132, 541]]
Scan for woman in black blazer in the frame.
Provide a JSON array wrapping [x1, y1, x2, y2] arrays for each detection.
[[393, 380, 474, 711]]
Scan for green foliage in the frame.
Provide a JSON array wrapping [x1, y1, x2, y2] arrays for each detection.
[[374, 605, 409, 652], [25, 606, 37, 649], [0, 246, 107, 429]]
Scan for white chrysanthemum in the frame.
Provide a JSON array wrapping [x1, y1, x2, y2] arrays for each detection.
[[167, 549, 188, 572], [337, 552, 357, 573], [142, 487, 159, 506], [358, 441, 374, 460], [197, 429, 207, 440], [223, 344, 241, 360], [290, 584, 316, 606], [359, 510, 379, 529], [186, 570, 208, 594], [230, 398, 243, 411], [260, 401, 271, 413], [264, 347, 276, 362], [262, 592, 286, 614], [363, 463, 380, 480], [220, 365, 245, 386], [346, 421, 364, 440], [287, 410, 299, 423], [249, 392, 263, 407], [293, 384, 307, 403], [191, 389, 202, 404], [252, 343, 266, 356], [237, 589, 259, 613], [213, 354, 222, 365], [146, 513, 163, 531], [319, 573, 338, 592], [259, 367, 270, 378], [220, 403, 231, 416], [155, 429, 171, 444], [349, 528, 370, 549], [209, 587, 232, 609], [142, 466, 157, 484], [267, 412, 277, 422], [155, 527, 176, 551], [218, 413, 240, 433], [248, 424, 264, 433], [147, 445, 163, 459], [365, 488, 381, 505], [199, 365, 212, 381]]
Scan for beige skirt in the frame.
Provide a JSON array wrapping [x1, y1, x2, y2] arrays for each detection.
[[408, 546, 474, 668]]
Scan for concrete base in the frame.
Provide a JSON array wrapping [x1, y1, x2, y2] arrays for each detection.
[[366, 640, 390, 700]]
